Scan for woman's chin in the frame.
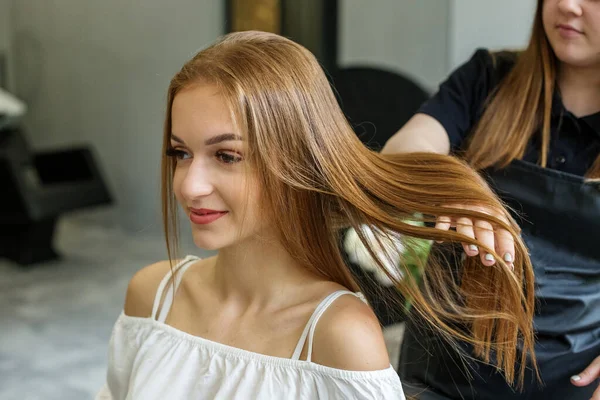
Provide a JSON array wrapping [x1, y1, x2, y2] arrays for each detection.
[[191, 232, 227, 251], [554, 46, 600, 69]]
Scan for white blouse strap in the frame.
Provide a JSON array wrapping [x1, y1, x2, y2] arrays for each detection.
[[150, 255, 199, 321], [290, 290, 367, 361]]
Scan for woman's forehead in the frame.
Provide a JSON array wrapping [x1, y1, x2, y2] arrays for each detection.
[[171, 85, 240, 142]]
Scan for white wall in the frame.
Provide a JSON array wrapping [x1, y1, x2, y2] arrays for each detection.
[[10, 0, 223, 234], [339, 0, 450, 92], [339, 0, 536, 88], [449, 0, 536, 70]]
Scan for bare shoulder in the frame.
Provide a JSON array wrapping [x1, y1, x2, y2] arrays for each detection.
[[123, 259, 178, 318], [311, 293, 390, 371]]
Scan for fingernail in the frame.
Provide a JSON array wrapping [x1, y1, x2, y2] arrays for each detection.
[[469, 245, 478, 252], [571, 375, 581, 382], [484, 253, 494, 262], [503, 253, 513, 263]]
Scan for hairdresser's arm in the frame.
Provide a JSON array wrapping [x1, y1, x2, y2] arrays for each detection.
[[381, 114, 451, 155], [383, 49, 496, 156]]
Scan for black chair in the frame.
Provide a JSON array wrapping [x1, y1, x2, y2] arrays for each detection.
[[0, 125, 112, 265], [331, 66, 429, 326], [330, 66, 429, 150]]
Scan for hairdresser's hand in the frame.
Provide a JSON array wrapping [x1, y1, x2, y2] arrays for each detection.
[[571, 355, 600, 399], [435, 204, 514, 269]]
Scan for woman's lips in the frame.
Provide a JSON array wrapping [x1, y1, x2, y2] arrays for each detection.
[[557, 24, 583, 38], [189, 208, 228, 225]]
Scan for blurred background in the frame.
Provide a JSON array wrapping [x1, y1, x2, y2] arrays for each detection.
[[0, 1, 535, 399]]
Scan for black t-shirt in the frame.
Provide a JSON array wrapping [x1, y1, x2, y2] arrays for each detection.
[[418, 48, 600, 176]]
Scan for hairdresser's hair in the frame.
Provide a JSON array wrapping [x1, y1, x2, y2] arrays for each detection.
[[162, 31, 537, 387], [465, 0, 600, 179]]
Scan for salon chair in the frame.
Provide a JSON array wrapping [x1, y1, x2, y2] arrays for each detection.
[[0, 124, 112, 265], [330, 66, 429, 150]]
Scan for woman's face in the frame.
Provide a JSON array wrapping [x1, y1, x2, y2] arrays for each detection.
[[543, 0, 600, 68], [169, 83, 265, 251]]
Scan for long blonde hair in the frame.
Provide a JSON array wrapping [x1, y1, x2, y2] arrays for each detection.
[[465, 0, 600, 179], [162, 31, 537, 387]]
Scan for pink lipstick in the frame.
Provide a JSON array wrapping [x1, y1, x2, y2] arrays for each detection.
[[189, 208, 228, 225]]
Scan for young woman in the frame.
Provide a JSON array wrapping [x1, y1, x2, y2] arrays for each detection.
[[384, 0, 600, 399], [96, 31, 537, 399]]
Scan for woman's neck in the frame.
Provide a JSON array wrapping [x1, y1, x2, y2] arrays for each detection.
[[210, 233, 325, 310], [558, 63, 600, 117]]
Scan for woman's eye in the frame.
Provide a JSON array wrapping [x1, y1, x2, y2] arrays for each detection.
[[166, 148, 191, 160], [216, 151, 242, 164]]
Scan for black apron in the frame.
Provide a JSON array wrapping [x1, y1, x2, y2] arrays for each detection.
[[398, 159, 600, 399]]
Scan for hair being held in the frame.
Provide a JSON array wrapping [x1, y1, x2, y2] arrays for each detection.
[[161, 31, 537, 387]]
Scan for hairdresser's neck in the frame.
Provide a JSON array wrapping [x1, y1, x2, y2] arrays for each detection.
[[211, 233, 321, 308], [558, 62, 600, 117]]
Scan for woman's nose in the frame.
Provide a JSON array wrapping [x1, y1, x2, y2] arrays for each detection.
[[557, 0, 584, 17], [179, 161, 214, 201]]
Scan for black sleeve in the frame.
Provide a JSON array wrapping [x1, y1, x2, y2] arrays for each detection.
[[418, 49, 498, 151]]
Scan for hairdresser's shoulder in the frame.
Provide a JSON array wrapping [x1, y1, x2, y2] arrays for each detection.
[[311, 292, 390, 371], [464, 48, 518, 85], [123, 259, 176, 318], [487, 48, 519, 77]]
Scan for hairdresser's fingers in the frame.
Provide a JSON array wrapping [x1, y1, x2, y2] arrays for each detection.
[[434, 216, 452, 243], [571, 355, 600, 399], [571, 355, 600, 387], [474, 219, 496, 266], [435, 216, 452, 230], [592, 383, 600, 400], [456, 217, 478, 257], [495, 226, 515, 271]]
